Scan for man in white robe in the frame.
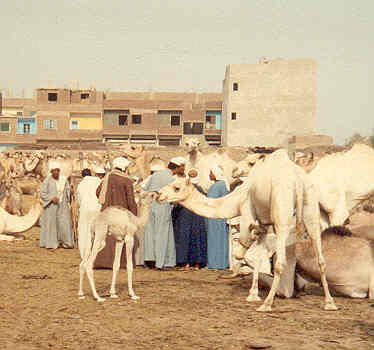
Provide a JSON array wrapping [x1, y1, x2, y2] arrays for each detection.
[[40, 161, 74, 250], [76, 167, 104, 259]]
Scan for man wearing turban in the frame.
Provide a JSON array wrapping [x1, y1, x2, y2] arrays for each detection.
[[95, 156, 138, 269], [40, 161, 74, 250]]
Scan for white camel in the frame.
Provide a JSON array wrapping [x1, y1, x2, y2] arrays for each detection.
[[158, 149, 337, 312], [78, 191, 156, 302], [0, 193, 42, 241]]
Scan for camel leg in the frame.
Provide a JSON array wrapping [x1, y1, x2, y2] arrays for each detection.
[[125, 235, 139, 300], [304, 190, 337, 311], [84, 229, 107, 302], [368, 270, 374, 300], [109, 240, 125, 298], [247, 262, 261, 302], [256, 227, 287, 312]]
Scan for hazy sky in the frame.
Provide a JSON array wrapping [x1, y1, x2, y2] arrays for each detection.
[[1, 0, 372, 144]]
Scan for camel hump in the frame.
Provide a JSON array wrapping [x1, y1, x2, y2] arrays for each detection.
[[321, 225, 353, 238]]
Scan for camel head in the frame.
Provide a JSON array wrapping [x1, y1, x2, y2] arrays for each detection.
[[157, 177, 193, 204], [120, 144, 144, 159], [232, 153, 265, 178], [185, 137, 200, 153]]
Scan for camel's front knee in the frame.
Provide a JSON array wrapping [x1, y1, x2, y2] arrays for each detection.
[[274, 261, 285, 275]]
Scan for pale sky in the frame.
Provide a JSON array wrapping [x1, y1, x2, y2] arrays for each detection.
[[1, 0, 373, 144]]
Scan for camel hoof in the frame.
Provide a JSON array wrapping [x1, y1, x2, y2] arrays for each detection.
[[256, 304, 272, 312], [130, 295, 140, 300], [96, 297, 106, 302], [247, 294, 262, 302], [78, 295, 85, 300], [324, 302, 338, 311], [110, 294, 119, 299]]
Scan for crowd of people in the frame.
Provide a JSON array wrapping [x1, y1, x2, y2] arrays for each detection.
[[39, 155, 234, 271]]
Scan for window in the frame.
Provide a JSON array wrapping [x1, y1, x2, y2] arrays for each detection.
[[48, 93, 58, 102], [119, 115, 128, 126], [171, 115, 180, 126], [233, 82, 238, 91], [0, 122, 10, 132], [44, 120, 57, 129], [17, 111, 23, 116], [70, 120, 79, 130], [231, 112, 237, 120], [81, 93, 89, 100], [23, 124, 31, 134], [183, 122, 203, 135], [132, 115, 142, 124]]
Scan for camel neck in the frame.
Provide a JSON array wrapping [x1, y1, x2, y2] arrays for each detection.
[[178, 184, 247, 219]]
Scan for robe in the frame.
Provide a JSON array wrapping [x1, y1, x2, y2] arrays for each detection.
[[94, 171, 138, 269], [40, 175, 74, 249], [206, 180, 229, 270], [172, 185, 207, 267], [76, 176, 102, 259], [142, 169, 176, 269]]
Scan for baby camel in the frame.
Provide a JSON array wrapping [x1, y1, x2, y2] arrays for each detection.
[[78, 191, 156, 302]]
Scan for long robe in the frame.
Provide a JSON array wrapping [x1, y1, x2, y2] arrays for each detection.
[[76, 176, 102, 259], [142, 169, 176, 269], [172, 185, 207, 267], [94, 171, 138, 269], [40, 175, 74, 249], [206, 180, 229, 270]]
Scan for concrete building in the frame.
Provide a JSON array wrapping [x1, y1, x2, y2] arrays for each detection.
[[222, 58, 316, 147]]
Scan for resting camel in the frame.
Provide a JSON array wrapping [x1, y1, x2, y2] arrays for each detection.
[[0, 192, 42, 241], [78, 191, 156, 302], [237, 226, 374, 300], [157, 149, 337, 312]]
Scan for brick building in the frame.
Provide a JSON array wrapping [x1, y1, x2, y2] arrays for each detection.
[[0, 89, 223, 147]]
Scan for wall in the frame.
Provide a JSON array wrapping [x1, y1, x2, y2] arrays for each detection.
[[222, 59, 316, 147]]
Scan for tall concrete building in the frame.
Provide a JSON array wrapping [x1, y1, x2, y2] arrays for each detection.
[[222, 58, 316, 147]]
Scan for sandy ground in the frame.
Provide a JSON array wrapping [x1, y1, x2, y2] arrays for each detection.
[[1, 199, 374, 350]]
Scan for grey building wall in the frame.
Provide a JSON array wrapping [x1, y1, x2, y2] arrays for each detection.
[[222, 59, 316, 147]]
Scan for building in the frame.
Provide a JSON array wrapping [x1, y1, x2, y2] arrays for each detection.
[[0, 89, 223, 148], [222, 58, 316, 147]]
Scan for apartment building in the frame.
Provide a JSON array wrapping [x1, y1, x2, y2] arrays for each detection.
[[0, 89, 223, 148]]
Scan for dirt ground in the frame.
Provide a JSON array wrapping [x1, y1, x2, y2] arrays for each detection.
[[1, 200, 374, 350]]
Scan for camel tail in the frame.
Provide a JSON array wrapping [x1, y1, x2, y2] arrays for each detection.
[[321, 226, 352, 238]]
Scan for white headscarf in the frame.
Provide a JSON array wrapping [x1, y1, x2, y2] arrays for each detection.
[[49, 161, 61, 172], [113, 157, 130, 171], [94, 166, 105, 174], [150, 164, 164, 172], [210, 165, 230, 191], [170, 156, 187, 166]]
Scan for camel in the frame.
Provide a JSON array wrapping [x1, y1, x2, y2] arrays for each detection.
[[0, 179, 24, 216], [308, 143, 374, 228], [78, 191, 157, 302], [157, 149, 337, 312], [185, 137, 203, 167], [15, 177, 41, 195], [0, 192, 42, 241]]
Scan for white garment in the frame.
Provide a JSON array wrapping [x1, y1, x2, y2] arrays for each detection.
[[54, 176, 67, 203], [76, 176, 102, 259]]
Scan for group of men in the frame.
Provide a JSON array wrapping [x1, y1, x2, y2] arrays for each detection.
[[39, 155, 231, 271]]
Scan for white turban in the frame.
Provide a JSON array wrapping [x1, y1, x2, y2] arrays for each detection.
[[49, 161, 61, 171], [170, 156, 187, 166], [150, 164, 164, 172], [113, 157, 130, 171], [94, 166, 105, 174], [210, 165, 230, 191]]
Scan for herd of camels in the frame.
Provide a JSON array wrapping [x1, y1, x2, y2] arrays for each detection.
[[1, 138, 374, 312]]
